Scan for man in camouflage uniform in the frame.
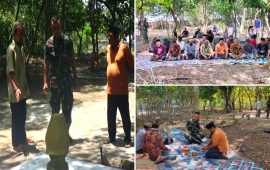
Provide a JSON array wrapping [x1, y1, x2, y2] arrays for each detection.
[[185, 112, 205, 144], [43, 16, 77, 142], [142, 18, 149, 43]]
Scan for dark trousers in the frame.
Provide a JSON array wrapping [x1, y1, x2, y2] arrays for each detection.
[[199, 54, 214, 60], [107, 95, 131, 143], [266, 110, 270, 119], [187, 53, 195, 59], [205, 146, 226, 159], [256, 109, 261, 117], [136, 148, 143, 154], [10, 99, 27, 147], [49, 86, 73, 127], [185, 133, 204, 145]]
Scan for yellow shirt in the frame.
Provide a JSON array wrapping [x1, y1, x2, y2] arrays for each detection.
[[106, 43, 134, 95], [212, 127, 229, 153]]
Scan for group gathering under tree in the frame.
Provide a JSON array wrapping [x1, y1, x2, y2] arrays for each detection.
[[146, 18, 270, 61], [136, 113, 229, 164]]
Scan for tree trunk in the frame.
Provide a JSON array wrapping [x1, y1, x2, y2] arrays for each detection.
[[169, 9, 180, 33], [240, 8, 247, 34], [61, 0, 67, 30], [76, 29, 83, 57], [221, 87, 233, 113], [265, 13, 270, 36], [194, 86, 199, 112], [95, 31, 99, 55], [26, 0, 46, 64], [45, 0, 54, 40], [15, 0, 21, 21]]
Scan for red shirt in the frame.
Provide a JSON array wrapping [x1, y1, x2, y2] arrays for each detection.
[[250, 39, 257, 48]]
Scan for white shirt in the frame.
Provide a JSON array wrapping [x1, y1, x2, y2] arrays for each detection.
[[177, 40, 186, 51], [136, 128, 146, 151], [257, 101, 262, 109], [249, 29, 256, 36]]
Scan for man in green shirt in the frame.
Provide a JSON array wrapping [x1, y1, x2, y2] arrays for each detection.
[[200, 40, 214, 60], [6, 21, 30, 152]]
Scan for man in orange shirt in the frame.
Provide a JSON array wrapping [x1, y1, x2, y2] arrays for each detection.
[[202, 122, 229, 159], [104, 25, 134, 148], [215, 38, 229, 59]]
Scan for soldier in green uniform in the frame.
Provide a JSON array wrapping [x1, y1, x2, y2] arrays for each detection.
[[43, 16, 77, 142], [184, 112, 205, 144], [142, 18, 149, 43]]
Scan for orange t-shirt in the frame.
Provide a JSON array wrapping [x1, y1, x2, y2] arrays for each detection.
[[215, 43, 228, 55], [106, 43, 134, 95], [212, 127, 229, 153]]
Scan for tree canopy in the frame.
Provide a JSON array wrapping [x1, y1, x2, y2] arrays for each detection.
[[0, 0, 134, 64]]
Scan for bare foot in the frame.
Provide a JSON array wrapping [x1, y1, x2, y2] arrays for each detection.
[[155, 155, 164, 164], [13, 144, 29, 157]]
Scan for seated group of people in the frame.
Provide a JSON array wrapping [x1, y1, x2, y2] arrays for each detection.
[[150, 28, 270, 61], [136, 112, 229, 164]]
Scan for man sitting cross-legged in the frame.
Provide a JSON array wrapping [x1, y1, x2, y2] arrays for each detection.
[[200, 40, 214, 60], [142, 124, 170, 164], [257, 38, 270, 58], [242, 38, 257, 59], [151, 39, 167, 61], [202, 122, 229, 159], [184, 112, 205, 144], [153, 117, 173, 145], [167, 40, 181, 61], [184, 39, 198, 60], [215, 38, 229, 59], [230, 38, 244, 59], [136, 122, 152, 154]]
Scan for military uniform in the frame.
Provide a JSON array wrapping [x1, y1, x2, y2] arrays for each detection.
[[185, 119, 205, 144], [142, 20, 149, 43], [44, 33, 74, 126]]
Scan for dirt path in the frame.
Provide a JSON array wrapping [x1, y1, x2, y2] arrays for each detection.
[[136, 64, 270, 85], [0, 64, 135, 170]]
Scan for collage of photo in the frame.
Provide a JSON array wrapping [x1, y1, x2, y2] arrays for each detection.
[[0, 0, 270, 170]]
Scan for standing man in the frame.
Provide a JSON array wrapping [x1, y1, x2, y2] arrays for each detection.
[[231, 22, 237, 38], [43, 16, 77, 142], [142, 18, 149, 43], [256, 99, 262, 118], [266, 98, 270, 119], [6, 21, 30, 152], [104, 25, 134, 148], [254, 17, 262, 38]]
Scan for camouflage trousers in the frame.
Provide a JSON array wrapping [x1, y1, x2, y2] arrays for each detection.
[[142, 29, 148, 43], [185, 133, 205, 145], [49, 85, 73, 127]]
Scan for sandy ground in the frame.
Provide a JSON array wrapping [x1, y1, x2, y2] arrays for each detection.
[[0, 64, 135, 170], [136, 64, 270, 85], [136, 28, 270, 85], [136, 110, 270, 170]]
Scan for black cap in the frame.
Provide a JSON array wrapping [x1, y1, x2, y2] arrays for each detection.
[[206, 121, 216, 129]]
